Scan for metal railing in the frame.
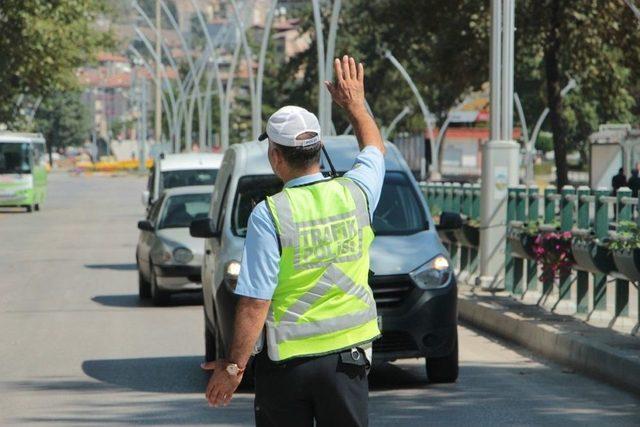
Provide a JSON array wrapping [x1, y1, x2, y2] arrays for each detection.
[[421, 182, 481, 284], [420, 181, 639, 332]]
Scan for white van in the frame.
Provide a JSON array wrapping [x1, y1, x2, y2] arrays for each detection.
[[142, 152, 223, 208]]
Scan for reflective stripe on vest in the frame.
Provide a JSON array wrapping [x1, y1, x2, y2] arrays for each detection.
[[265, 177, 380, 361]]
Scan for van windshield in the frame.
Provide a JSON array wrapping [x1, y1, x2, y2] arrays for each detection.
[[232, 175, 283, 236], [0, 142, 31, 174], [373, 172, 427, 235], [161, 169, 218, 189], [232, 172, 427, 237], [159, 193, 212, 229]]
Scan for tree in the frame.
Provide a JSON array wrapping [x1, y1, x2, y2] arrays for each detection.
[[34, 91, 91, 158], [0, 0, 114, 126], [277, 1, 640, 188], [268, 0, 490, 136], [516, 0, 640, 187]]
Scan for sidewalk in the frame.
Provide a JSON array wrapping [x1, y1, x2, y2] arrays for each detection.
[[458, 285, 640, 395]]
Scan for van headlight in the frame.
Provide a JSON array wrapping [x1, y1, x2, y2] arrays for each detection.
[[173, 247, 193, 264], [409, 255, 452, 289], [224, 260, 241, 291]]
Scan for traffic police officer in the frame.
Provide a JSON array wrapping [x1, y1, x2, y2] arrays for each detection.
[[202, 55, 386, 427]]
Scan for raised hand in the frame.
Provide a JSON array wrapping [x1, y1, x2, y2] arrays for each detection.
[[324, 55, 366, 115]]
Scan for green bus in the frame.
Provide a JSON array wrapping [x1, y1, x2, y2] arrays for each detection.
[[0, 132, 48, 212]]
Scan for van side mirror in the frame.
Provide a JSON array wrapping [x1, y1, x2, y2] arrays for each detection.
[[190, 218, 220, 238], [436, 211, 463, 231], [137, 220, 154, 232]]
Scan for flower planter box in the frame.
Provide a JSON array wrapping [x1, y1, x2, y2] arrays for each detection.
[[454, 223, 480, 248], [571, 237, 616, 275], [508, 228, 536, 260], [612, 248, 640, 282]]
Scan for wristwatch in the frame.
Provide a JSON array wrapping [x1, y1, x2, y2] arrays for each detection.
[[225, 362, 245, 377]]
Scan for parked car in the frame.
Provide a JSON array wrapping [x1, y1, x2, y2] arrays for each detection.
[[191, 137, 460, 382], [136, 186, 212, 305], [142, 152, 223, 209]]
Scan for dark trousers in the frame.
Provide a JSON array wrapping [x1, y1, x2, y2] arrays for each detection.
[[254, 349, 369, 427]]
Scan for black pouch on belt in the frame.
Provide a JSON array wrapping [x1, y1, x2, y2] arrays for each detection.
[[339, 348, 367, 366]]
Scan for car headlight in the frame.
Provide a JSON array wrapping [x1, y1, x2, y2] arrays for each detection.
[[409, 255, 452, 289], [160, 250, 172, 263], [173, 247, 193, 264], [224, 260, 241, 291]]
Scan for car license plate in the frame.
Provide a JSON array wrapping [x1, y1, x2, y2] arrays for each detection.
[[377, 315, 383, 330]]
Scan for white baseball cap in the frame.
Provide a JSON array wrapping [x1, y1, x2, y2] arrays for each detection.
[[258, 105, 322, 148]]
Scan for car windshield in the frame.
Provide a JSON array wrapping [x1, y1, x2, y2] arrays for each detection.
[[161, 169, 218, 189], [232, 172, 427, 237], [159, 193, 212, 229], [0, 142, 31, 174]]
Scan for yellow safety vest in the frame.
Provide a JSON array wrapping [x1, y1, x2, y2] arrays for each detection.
[[265, 177, 380, 361]]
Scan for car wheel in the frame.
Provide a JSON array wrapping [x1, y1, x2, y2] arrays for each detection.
[[204, 314, 217, 363], [150, 264, 169, 305], [138, 262, 151, 299], [24, 205, 32, 213], [426, 333, 459, 383]]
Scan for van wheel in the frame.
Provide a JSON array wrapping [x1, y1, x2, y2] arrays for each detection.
[[138, 267, 151, 300], [150, 264, 169, 305], [426, 334, 459, 383], [34, 203, 40, 211], [204, 315, 217, 363]]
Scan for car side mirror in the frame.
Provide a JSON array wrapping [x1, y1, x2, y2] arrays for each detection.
[[137, 219, 154, 232], [436, 211, 463, 230], [141, 190, 150, 206], [190, 218, 220, 239]]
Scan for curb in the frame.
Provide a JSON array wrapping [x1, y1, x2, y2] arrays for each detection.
[[458, 293, 640, 396]]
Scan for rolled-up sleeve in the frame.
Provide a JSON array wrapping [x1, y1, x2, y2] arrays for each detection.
[[234, 201, 280, 300], [344, 146, 386, 217]]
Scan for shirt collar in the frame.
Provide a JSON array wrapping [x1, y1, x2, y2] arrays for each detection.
[[284, 172, 327, 188]]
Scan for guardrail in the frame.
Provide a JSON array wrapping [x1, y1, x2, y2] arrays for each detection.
[[420, 182, 640, 333], [421, 181, 481, 284]]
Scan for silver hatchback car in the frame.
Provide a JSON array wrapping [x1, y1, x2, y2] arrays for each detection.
[[191, 137, 460, 383], [136, 186, 212, 305]]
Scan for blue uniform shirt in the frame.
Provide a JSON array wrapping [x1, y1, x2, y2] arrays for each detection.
[[234, 145, 385, 300]]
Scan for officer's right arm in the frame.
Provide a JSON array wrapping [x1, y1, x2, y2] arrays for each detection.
[[325, 55, 385, 155]]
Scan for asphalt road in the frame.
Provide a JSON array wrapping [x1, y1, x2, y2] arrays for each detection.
[[1, 171, 639, 426]]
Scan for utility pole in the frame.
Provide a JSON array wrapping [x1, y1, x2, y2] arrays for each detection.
[[154, 0, 162, 148], [476, 0, 520, 290], [141, 75, 148, 171]]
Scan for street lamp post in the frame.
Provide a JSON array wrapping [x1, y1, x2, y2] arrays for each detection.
[[128, 46, 176, 145], [384, 50, 436, 180], [190, 0, 240, 150], [311, 0, 327, 133], [155, 0, 162, 147], [624, 0, 640, 21], [133, 25, 182, 146], [382, 106, 412, 140], [476, 0, 521, 290], [323, 0, 342, 134], [230, 0, 278, 141], [133, 27, 179, 147]]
